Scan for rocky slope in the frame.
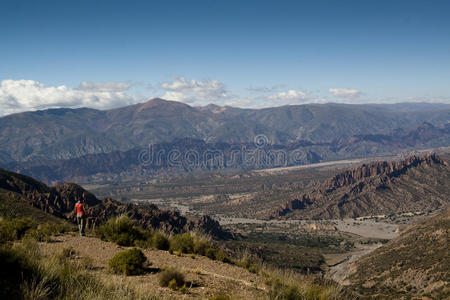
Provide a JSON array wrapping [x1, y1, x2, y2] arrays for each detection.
[[0, 168, 227, 238], [345, 207, 450, 299], [271, 154, 450, 219]]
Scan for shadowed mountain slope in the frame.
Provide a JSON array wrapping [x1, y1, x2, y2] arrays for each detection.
[[0, 168, 227, 238]]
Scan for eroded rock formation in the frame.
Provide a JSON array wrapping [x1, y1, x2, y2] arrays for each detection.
[[271, 154, 449, 219]]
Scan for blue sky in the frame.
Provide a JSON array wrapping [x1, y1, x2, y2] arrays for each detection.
[[1, 0, 450, 114]]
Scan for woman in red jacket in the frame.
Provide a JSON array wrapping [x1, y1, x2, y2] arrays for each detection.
[[75, 200, 86, 236]]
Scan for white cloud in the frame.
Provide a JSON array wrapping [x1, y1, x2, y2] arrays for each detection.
[[77, 81, 132, 92], [246, 84, 285, 93], [0, 79, 138, 116], [2, 78, 447, 115], [161, 76, 229, 105], [329, 88, 361, 98], [225, 98, 257, 107], [268, 89, 309, 103], [161, 91, 189, 101]]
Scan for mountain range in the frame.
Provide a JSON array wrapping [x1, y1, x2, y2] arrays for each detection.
[[1, 99, 449, 183]]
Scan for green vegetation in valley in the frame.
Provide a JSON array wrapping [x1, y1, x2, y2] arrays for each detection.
[[223, 223, 351, 273]]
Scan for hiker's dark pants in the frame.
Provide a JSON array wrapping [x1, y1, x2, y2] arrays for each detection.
[[76, 214, 85, 236]]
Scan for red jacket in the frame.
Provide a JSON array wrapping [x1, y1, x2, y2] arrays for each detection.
[[75, 202, 85, 215]]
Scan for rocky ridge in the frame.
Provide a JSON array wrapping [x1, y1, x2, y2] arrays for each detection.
[[272, 154, 450, 219]]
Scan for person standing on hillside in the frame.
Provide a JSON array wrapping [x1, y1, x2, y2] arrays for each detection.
[[75, 200, 86, 236]]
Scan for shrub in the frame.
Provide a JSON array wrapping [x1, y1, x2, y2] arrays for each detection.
[[108, 248, 147, 275], [269, 279, 302, 300], [168, 232, 229, 262], [192, 235, 211, 256], [215, 250, 230, 263], [57, 247, 78, 261], [96, 216, 144, 246], [152, 232, 170, 250], [169, 233, 194, 254], [205, 247, 217, 260], [248, 265, 259, 274], [134, 230, 155, 249], [27, 222, 72, 242], [158, 267, 185, 289], [0, 218, 36, 243], [237, 257, 252, 269], [236, 256, 260, 274], [263, 267, 343, 300]]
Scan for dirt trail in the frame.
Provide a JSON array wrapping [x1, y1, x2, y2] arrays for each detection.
[[39, 234, 267, 299]]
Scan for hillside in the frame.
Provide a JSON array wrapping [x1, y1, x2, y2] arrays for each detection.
[[345, 207, 450, 299], [1, 100, 449, 183], [0, 168, 226, 237], [38, 234, 269, 299], [271, 154, 450, 219], [0, 167, 342, 299]]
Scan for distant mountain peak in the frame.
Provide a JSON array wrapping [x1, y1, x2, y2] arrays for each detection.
[[137, 98, 192, 112], [198, 103, 228, 113]]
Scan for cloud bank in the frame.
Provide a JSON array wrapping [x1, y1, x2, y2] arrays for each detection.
[[77, 81, 133, 92], [161, 76, 229, 105], [0, 79, 138, 115], [1, 77, 448, 116], [329, 88, 361, 98], [268, 89, 309, 101]]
